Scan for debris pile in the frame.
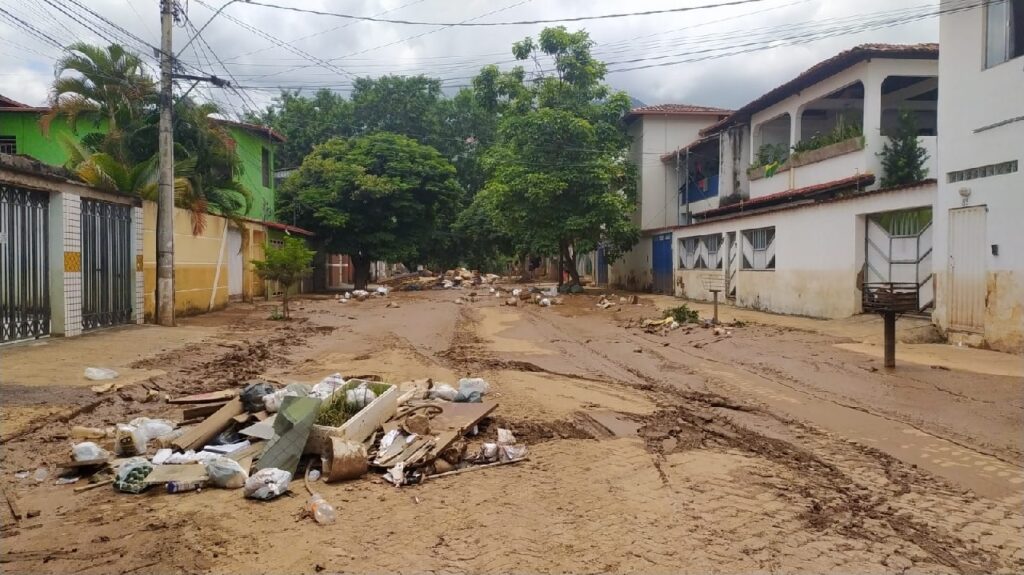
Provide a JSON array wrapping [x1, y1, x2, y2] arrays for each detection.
[[41, 372, 524, 520]]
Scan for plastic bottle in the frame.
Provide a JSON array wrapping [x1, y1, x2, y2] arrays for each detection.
[[306, 493, 336, 524], [167, 480, 206, 493]]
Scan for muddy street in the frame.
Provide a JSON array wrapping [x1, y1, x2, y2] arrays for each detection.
[[2, 290, 1022, 574]]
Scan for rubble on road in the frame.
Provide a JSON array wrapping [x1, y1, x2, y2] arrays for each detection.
[[44, 370, 524, 508]]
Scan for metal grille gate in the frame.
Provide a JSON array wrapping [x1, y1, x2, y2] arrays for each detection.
[[1, 185, 50, 343], [81, 198, 133, 330]]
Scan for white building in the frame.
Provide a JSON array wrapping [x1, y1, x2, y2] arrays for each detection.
[[618, 44, 942, 321], [933, 0, 1023, 354], [608, 104, 731, 291]]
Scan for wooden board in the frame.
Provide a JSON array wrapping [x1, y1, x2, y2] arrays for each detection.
[[168, 389, 238, 405], [58, 458, 110, 469], [429, 401, 497, 433], [170, 398, 244, 451], [181, 403, 227, 420], [143, 464, 209, 485]]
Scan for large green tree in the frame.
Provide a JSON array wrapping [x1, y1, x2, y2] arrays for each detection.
[[248, 89, 353, 169], [280, 133, 463, 288], [476, 27, 638, 286]]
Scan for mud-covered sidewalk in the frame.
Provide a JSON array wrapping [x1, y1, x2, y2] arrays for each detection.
[[2, 290, 1022, 574]]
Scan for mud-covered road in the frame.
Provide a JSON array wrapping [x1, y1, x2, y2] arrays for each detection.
[[2, 289, 1022, 574]]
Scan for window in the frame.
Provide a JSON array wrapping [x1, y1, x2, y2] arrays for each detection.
[[261, 147, 271, 188], [679, 234, 723, 270], [0, 135, 15, 154], [947, 160, 1018, 182], [986, 0, 1024, 68], [742, 226, 775, 270]]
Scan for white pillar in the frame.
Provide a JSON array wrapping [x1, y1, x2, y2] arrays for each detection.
[[60, 193, 82, 337], [132, 205, 144, 324]]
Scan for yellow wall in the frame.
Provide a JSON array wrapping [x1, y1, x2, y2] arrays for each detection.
[[142, 202, 266, 319]]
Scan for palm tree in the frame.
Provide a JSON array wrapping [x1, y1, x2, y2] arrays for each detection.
[[41, 43, 156, 163]]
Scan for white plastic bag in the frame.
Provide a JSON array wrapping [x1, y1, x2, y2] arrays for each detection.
[[114, 424, 146, 456], [376, 286, 389, 296], [263, 383, 310, 413], [497, 428, 516, 445], [244, 468, 291, 500], [129, 417, 176, 443], [539, 298, 551, 307], [206, 457, 248, 489], [345, 385, 377, 409], [499, 444, 528, 462], [458, 378, 490, 396], [72, 441, 109, 462], [427, 383, 458, 401], [152, 448, 173, 465], [84, 367, 118, 381], [310, 374, 345, 400], [481, 443, 498, 462]]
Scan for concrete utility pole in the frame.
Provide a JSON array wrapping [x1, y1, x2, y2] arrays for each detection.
[[157, 0, 175, 326]]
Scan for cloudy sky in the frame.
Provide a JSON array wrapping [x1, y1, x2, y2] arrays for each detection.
[[0, 0, 943, 116]]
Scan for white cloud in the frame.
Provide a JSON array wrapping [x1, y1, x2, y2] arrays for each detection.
[[0, 0, 942, 113]]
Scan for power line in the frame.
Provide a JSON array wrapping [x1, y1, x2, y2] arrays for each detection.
[[237, 0, 774, 27]]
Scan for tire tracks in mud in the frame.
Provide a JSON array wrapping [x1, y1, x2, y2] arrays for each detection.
[[511, 305, 1005, 575]]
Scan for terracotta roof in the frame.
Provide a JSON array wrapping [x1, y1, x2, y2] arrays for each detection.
[[0, 94, 48, 112], [700, 43, 939, 136], [626, 103, 732, 122], [695, 173, 875, 219], [214, 119, 286, 143]]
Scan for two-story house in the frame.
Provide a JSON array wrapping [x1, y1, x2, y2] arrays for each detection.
[[932, 0, 1023, 354], [659, 44, 940, 320], [607, 104, 732, 291]]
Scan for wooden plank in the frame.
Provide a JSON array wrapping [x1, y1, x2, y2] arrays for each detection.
[[181, 403, 226, 420], [74, 479, 113, 493], [170, 398, 244, 451], [231, 413, 253, 425], [426, 457, 527, 481], [58, 458, 110, 469], [429, 401, 497, 434], [143, 464, 208, 485], [3, 488, 22, 521], [168, 389, 238, 405]]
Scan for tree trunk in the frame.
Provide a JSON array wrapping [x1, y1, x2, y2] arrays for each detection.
[[519, 254, 531, 282], [281, 284, 290, 319], [562, 241, 581, 287], [352, 255, 371, 290], [557, 240, 566, 287]]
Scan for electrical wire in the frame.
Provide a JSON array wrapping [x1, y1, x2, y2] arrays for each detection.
[[236, 0, 775, 27]]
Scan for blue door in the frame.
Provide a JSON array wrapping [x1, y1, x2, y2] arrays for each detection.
[[652, 233, 673, 293], [596, 246, 608, 286]]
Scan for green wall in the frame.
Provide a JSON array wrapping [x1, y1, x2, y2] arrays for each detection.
[[225, 125, 276, 222], [0, 111, 106, 166], [0, 111, 278, 222]]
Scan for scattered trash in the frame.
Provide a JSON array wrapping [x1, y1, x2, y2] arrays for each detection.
[[383, 462, 407, 487], [206, 457, 248, 489], [167, 480, 206, 493], [497, 428, 516, 445], [307, 469, 321, 482], [84, 367, 118, 381], [427, 383, 459, 402], [244, 468, 291, 500], [152, 448, 173, 465], [306, 493, 336, 524], [71, 426, 114, 440], [240, 381, 275, 412], [322, 438, 367, 482], [55, 476, 80, 485], [114, 459, 153, 494], [375, 286, 389, 297], [32, 467, 49, 483], [539, 298, 552, 307], [72, 442, 109, 462], [14, 471, 30, 480]]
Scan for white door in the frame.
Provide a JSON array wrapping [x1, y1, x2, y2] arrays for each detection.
[[947, 206, 987, 331], [227, 228, 243, 297]]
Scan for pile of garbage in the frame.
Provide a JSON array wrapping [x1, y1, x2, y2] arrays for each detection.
[[334, 286, 389, 303], [47, 373, 522, 523]]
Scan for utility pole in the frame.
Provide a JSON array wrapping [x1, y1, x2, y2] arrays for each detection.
[[157, 0, 175, 326]]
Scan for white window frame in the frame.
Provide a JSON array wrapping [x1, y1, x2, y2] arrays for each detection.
[[742, 226, 776, 270], [679, 234, 723, 270], [985, 0, 1024, 68]]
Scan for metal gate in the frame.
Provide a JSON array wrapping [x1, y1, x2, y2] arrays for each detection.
[[865, 207, 934, 311], [81, 198, 133, 330], [947, 206, 987, 331], [652, 233, 674, 294], [1, 185, 49, 343]]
